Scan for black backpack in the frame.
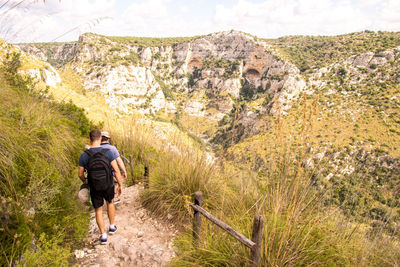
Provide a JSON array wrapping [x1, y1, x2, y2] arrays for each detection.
[[84, 148, 113, 191]]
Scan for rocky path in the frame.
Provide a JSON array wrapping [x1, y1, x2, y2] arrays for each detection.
[[75, 185, 177, 267]]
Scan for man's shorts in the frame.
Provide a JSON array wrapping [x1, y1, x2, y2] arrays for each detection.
[[89, 185, 115, 209]]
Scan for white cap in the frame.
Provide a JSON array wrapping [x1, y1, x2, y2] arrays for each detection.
[[101, 131, 110, 139]]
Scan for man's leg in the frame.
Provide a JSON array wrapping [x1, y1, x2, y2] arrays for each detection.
[[106, 200, 115, 225], [105, 186, 117, 234], [113, 177, 121, 204], [95, 207, 105, 234], [91, 189, 106, 235]]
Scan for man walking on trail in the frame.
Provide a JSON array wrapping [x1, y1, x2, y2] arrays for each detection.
[[101, 131, 127, 178], [78, 129, 123, 244]]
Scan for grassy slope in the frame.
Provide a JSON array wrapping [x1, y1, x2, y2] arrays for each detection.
[[0, 52, 97, 265]]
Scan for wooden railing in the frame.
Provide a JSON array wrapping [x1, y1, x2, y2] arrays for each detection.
[[190, 191, 264, 267], [120, 152, 264, 265], [121, 150, 149, 188]]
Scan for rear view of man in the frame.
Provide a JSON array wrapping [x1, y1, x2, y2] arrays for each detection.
[[78, 129, 123, 244]]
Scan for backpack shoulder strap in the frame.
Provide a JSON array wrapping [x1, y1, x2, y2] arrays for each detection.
[[84, 149, 95, 157]]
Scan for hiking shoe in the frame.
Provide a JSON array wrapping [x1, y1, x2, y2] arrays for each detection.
[[114, 199, 121, 205], [100, 235, 107, 245], [109, 225, 117, 235]]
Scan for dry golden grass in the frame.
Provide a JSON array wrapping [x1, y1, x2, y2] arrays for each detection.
[[179, 112, 219, 137], [44, 70, 113, 124], [229, 92, 400, 168]]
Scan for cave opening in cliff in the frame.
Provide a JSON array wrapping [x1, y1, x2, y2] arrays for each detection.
[[245, 68, 261, 79], [188, 58, 202, 71]]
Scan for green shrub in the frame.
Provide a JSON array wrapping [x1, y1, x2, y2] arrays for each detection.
[[124, 52, 140, 65], [240, 83, 256, 100], [153, 71, 174, 100], [105, 35, 203, 47], [109, 47, 122, 52]]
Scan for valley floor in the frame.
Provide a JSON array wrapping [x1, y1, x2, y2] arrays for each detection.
[[75, 185, 177, 267]]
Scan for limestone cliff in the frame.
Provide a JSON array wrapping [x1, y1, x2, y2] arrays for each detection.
[[18, 31, 306, 145]]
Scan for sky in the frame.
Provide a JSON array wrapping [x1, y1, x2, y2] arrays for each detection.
[[1, 0, 400, 43]]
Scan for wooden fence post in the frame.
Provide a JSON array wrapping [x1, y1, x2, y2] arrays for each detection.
[[249, 215, 264, 267], [128, 155, 134, 183], [122, 150, 126, 164], [193, 191, 203, 247], [144, 165, 149, 189]]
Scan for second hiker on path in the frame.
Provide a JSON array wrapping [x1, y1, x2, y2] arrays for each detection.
[[78, 129, 123, 245], [101, 131, 127, 179], [100, 131, 127, 204]]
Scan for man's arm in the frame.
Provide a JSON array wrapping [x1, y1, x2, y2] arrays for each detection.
[[110, 160, 123, 197], [78, 166, 87, 184], [116, 157, 127, 179]]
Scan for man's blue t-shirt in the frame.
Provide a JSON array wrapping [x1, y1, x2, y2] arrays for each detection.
[[78, 147, 118, 168], [100, 142, 120, 158]]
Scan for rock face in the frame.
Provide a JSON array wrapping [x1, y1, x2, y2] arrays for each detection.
[[0, 39, 61, 88], [88, 65, 166, 114], [42, 65, 61, 87], [20, 33, 400, 149], [345, 48, 399, 69], [17, 42, 77, 67], [19, 31, 306, 144], [310, 45, 400, 90]]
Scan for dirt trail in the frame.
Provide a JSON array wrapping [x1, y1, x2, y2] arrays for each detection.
[[76, 185, 177, 267]]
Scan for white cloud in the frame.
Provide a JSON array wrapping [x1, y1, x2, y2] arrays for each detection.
[[0, 0, 116, 42], [180, 6, 189, 13], [103, 0, 211, 37], [124, 0, 168, 20], [376, 0, 400, 29], [1, 0, 211, 42], [213, 0, 400, 37], [214, 0, 376, 37], [1, 0, 400, 43]]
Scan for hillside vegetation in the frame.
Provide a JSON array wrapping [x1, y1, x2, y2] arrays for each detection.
[[265, 31, 400, 71], [109, 110, 400, 266], [104, 34, 203, 47], [0, 52, 96, 265], [17, 41, 75, 67], [225, 33, 400, 242]]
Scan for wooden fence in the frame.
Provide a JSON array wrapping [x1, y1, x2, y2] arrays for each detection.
[[121, 150, 149, 188], [120, 152, 264, 265], [190, 191, 265, 267]]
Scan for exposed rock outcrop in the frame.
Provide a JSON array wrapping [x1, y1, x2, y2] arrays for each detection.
[[19, 31, 307, 145], [17, 42, 77, 67], [1, 39, 61, 88]]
